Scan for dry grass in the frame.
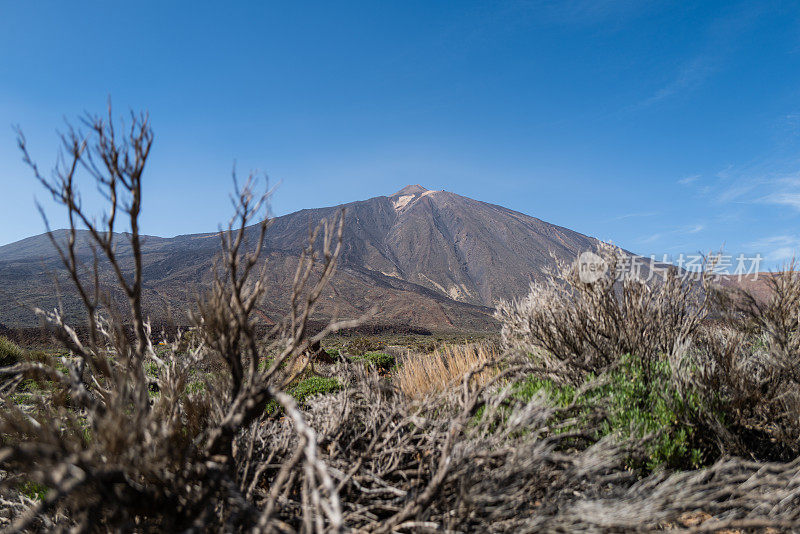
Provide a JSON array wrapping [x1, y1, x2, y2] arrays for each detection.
[[394, 342, 500, 399]]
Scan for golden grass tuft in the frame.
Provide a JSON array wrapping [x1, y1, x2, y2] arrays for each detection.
[[394, 342, 500, 399]]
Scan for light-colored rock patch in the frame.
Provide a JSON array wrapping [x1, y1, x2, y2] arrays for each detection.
[[393, 190, 441, 212], [393, 195, 414, 211], [447, 284, 471, 301], [417, 273, 448, 295]]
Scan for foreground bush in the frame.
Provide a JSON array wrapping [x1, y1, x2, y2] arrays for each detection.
[[496, 242, 710, 385], [690, 265, 800, 459], [0, 108, 356, 531]]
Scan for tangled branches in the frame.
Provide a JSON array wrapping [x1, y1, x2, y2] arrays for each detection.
[[0, 106, 356, 531], [495, 242, 711, 385]]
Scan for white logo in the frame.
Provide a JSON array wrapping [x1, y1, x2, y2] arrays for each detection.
[[577, 251, 607, 283]]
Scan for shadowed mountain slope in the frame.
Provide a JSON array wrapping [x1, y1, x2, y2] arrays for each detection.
[[0, 185, 598, 331]]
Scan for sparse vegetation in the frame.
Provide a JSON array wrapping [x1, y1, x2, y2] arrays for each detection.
[[342, 336, 386, 356], [350, 351, 395, 371], [265, 376, 342, 415]]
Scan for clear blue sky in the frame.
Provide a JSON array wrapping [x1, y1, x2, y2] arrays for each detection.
[[2, 1, 800, 269]]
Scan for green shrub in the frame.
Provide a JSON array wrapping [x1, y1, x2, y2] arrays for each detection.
[[18, 378, 41, 392], [598, 355, 707, 470], [0, 336, 24, 367], [513, 354, 710, 471], [290, 376, 342, 403], [351, 351, 395, 371], [266, 376, 342, 414], [18, 480, 48, 501], [513, 376, 576, 407], [11, 392, 36, 405], [185, 380, 206, 395]]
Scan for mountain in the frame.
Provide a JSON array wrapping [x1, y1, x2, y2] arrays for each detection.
[[0, 185, 598, 331]]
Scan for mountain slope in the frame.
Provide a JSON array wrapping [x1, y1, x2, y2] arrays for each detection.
[[0, 185, 598, 331]]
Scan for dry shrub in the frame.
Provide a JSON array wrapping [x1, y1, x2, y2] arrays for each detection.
[[0, 107, 357, 532], [484, 249, 800, 529], [714, 261, 800, 379], [393, 342, 500, 399], [687, 264, 800, 459], [496, 242, 711, 384], [247, 359, 800, 532], [249, 357, 607, 532], [495, 237, 800, 465]]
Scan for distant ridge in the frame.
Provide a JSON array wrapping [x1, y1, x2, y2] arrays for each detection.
[[0, 185, 599, 331]]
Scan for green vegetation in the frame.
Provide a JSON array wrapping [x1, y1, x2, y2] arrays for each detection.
[[351, 351, 395, 371], [0, 336, 24, 367], [18, 480, 48, 501], [144, 360, 159, 378], [266, 376, 342, 415], [185, 380, 206, 395], [289, 376, 342, 404], [598, 356, 707, 470], [513, 354, 709, 471]]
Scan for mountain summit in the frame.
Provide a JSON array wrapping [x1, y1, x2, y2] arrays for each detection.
[[392, 184, 429, 197], [0, 186, 598, 331], [389, 185, 436, 211]]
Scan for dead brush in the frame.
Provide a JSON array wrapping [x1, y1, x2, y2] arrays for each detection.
[[251, 354, 606, 532], [247, 354, 800, 532], [495, 242, 712, 384], [716, 261, 800, 379], [393, 342, 500, 399], [0, 106, 359, 532], [686, 263, 800, 458]]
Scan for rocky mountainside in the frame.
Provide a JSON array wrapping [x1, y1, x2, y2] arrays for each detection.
[[0, 185, 598, 331]]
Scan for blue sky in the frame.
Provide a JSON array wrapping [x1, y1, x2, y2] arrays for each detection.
[[2, 1, 800, 269]]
